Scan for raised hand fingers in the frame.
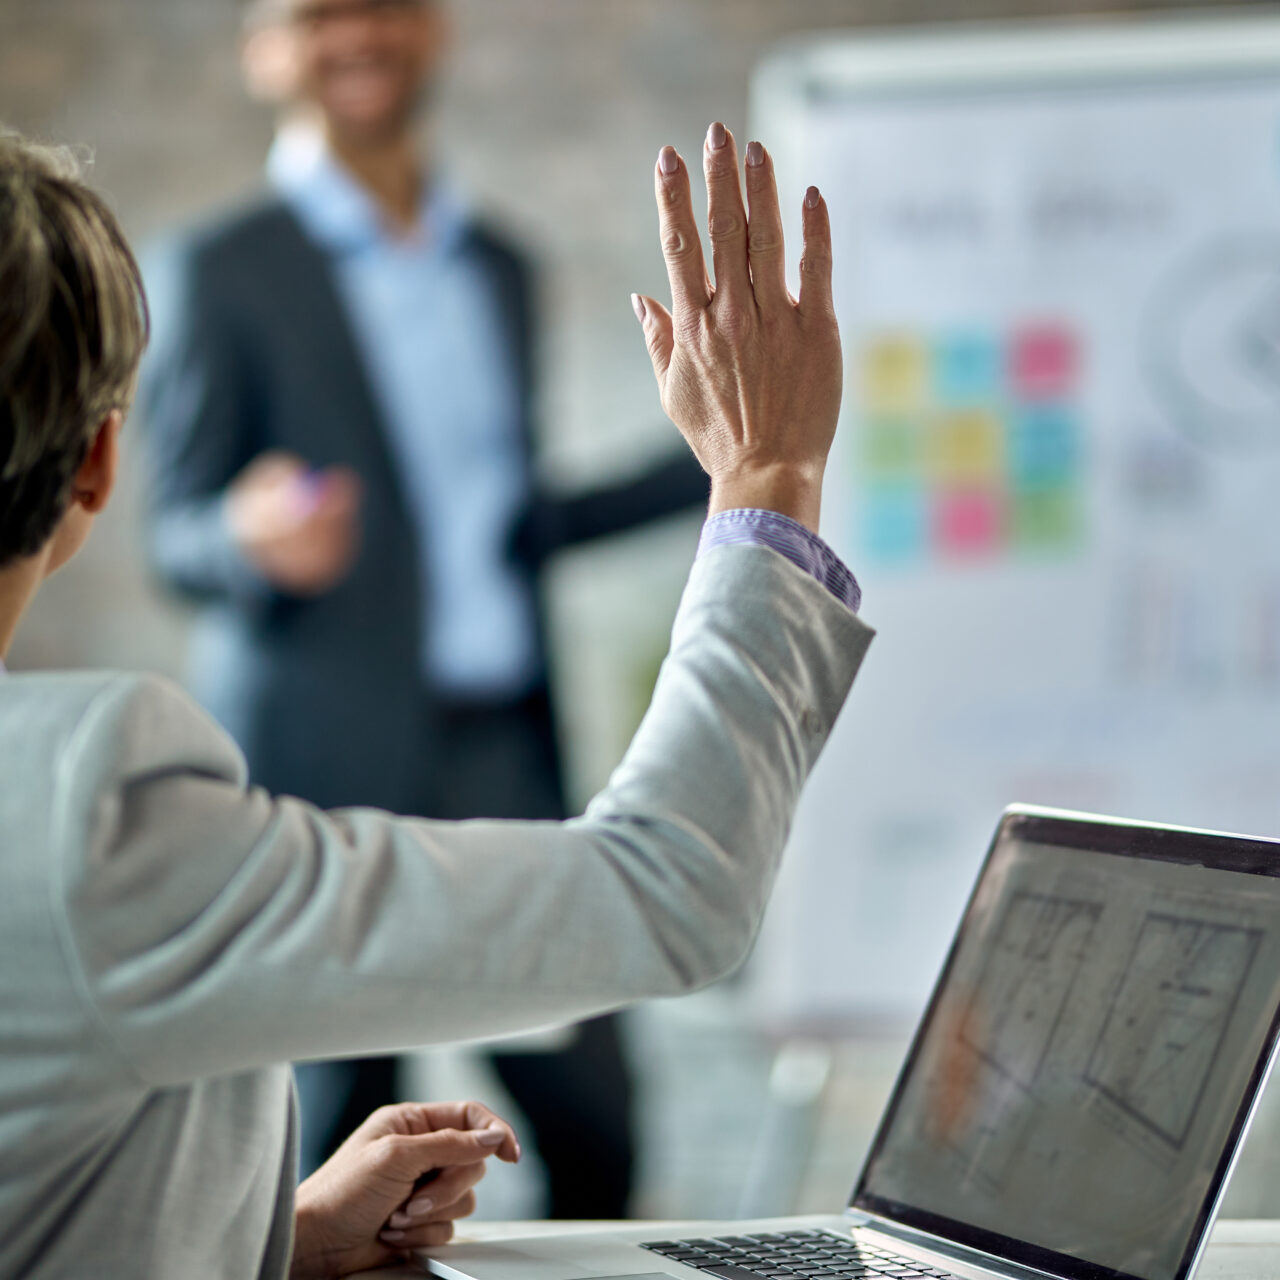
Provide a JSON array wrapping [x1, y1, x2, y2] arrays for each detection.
[[655, 145, 710, 320], [633, 293, 675, 390], [703, 122, 751, 308], [744, 141, 788, 309], [798, 185, 833, 316]]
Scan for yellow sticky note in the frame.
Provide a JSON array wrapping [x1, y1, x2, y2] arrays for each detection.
[[863, 337, 929, 412]]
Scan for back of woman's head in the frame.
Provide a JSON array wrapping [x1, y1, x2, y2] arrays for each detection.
[[0, 131, 148, 567]]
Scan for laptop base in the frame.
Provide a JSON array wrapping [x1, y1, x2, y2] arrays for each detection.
[[422, 1215, 1010, 1280]]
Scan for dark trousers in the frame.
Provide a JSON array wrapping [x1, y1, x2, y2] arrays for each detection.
[[294, 691, 636, 1218]]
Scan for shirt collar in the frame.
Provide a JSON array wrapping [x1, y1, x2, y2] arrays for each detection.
[[266, 121, 470, 257]]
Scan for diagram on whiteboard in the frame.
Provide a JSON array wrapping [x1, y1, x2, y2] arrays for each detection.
[[1145, 236, 1280, 453], [1084, 915, 1264, 1149]]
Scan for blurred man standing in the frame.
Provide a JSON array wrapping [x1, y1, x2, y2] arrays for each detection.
[[141, 0, 705, 1216]]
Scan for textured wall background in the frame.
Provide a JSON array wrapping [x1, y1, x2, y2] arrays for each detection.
[[0, 0, 1260, 797]]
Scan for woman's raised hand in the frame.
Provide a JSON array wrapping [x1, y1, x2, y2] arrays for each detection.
[[633, 123, 842, 534]]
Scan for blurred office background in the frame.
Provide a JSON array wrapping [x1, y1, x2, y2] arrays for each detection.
[[5, 0, 1280, 1225]]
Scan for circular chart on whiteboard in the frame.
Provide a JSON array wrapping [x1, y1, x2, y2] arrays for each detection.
[[1144, 234, 1280, 453]]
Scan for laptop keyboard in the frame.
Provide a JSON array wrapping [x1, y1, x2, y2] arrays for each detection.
[[641, 1228, 961, 1280]]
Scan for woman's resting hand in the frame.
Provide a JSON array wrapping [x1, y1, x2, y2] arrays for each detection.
[[290, 1100, 519, 1279], [634, 123, 841, 533]]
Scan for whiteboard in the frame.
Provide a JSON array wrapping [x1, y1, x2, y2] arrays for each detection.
[[746, 13, 1280, 1028]]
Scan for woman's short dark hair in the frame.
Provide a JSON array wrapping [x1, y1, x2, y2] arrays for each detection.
[[0, 131, 149, 567]]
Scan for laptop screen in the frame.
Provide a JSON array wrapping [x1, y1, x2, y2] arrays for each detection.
[[853, 810, 1280, 1280]]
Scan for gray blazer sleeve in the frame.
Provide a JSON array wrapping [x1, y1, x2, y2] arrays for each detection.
[[52, 546, 872, 1087], [138, 243, 277, 611]]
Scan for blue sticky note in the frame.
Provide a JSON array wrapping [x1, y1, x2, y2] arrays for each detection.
[[1011, 406, 1079, 490], [862, 483, 928, 563], [935, 333, 1002, 405]]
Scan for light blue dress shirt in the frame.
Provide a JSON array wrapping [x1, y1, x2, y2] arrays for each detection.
[[268, 129, 540, 699]]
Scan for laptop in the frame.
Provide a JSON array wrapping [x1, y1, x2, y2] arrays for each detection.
[[424, 805, 1280, 1280]]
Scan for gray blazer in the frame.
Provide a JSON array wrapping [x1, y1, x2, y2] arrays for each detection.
[[0, 546, 871, 1278]]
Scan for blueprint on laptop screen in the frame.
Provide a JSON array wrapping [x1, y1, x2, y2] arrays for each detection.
[[859, 839, 1280, 1280]]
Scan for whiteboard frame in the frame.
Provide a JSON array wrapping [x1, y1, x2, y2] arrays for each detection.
[[754, 10, 1280, 109]]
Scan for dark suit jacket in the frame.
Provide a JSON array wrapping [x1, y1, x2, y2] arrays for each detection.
[[140, 197, 707, 813]]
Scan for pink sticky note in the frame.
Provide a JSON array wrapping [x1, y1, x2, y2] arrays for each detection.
[[935, 490, 1004, 555], [1011, 324, 1078, 401]]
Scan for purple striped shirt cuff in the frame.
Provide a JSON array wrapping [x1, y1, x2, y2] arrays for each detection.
[[697, 509, 862, 614]]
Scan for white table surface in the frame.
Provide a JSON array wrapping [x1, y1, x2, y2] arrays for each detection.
[[355, 1217, 1280, 1279]]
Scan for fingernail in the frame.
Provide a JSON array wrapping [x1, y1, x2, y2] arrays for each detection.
[[388, 1211, 413, 1229], [746, 141, 764, 167], [515, 1140, 523, 1161], [805, 185, 821, 210], [659, 146, 679, 175], [707, 121, 727, 151], [405, 1195, 435, 1219], [381, 1229, 406, 1243], [631, 293, 646, 324], [478, 1128, 506, 1145]]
